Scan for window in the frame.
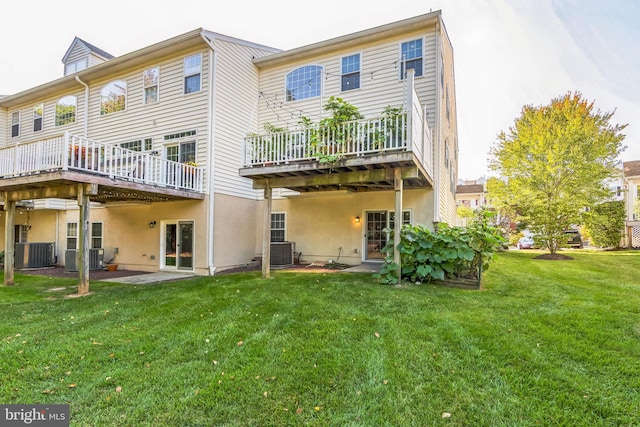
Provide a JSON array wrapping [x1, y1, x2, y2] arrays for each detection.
[[10, 111, 20, 138], [100, 80, 127, 115], [341, 54, 360, 91], [66, 223, 78, 250], [67, 222, 103, 250], [143, 67, 159, 104], [91, 222, 103, 249], [55, 96, 76, 126], [271, 213, 286, 242], [389, 211, 412, 229], [184, 54, 202, 94], [166, 140, 196, 164], [120, 138, 153, 152], [400, 39, 423, 79], [286, 65, 322, 101], [33, 103, 43, 132], [65, 59, 87, 76]]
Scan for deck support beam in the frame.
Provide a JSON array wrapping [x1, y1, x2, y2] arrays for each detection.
[[262, 180, 272, 278], [3, 194, 15, 286]]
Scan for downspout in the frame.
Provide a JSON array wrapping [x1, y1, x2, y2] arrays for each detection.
[[75, 76, 89, 138], [201, 32, 217, 275], [433, 19, 443, 227]]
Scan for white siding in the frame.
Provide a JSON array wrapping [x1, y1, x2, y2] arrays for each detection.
[[1, 90, 85, 145], [0, 107, 6, 146], [211, 39, 273, 199], [255, 28, 438, 131]]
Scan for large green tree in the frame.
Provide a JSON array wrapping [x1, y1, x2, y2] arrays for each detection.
[[488, 92, 626, 254]]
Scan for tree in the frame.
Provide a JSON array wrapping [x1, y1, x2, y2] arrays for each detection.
[[488, 92, 626, 254], [583, 201, 625, 248]]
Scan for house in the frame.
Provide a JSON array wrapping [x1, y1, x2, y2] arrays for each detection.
[[623, 160, 640, 248], [455, 181, 486, 227], [0, 10, 459, 290]]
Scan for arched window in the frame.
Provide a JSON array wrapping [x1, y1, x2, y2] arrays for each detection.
[[100, 80, 127, 115], [286, 65, 322, 101], [55, 95, 76, 126]]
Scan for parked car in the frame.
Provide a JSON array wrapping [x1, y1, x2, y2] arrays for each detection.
[[517, 236, 535, 249], [564, 230, 583, 248]]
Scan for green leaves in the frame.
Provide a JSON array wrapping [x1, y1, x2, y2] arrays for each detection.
[[488, 91, 627, 254], [374, 212, 505, 285]]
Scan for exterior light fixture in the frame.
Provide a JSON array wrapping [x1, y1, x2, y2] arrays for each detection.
[[149, 221, 157, 228], [355, 216, 360, 223]]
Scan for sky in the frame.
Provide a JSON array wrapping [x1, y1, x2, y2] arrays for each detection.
[[1, 0, 638, 181]]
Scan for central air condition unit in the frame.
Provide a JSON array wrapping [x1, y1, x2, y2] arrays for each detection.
[[64, 248, 105, 272], [15, 242, 56, 269], [270, 242, 295, 268]]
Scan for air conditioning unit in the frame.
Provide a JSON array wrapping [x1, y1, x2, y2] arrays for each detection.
[[15, 242, 55, 269], [270, 242, 295, 268], [64, 248, 105, 272]]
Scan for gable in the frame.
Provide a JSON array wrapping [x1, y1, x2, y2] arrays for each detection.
[[62, 37, 114, 76]]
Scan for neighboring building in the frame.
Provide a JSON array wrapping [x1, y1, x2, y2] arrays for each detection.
[[0, 10, 459, 286], [455, 179, 487, 226], [623, 160, 640, 248]]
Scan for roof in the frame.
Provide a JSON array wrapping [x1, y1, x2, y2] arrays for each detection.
[[456, 184, 484, 194], [253, 10, 442, 68], [62, 37, 115, 64], [623, 161, 640, 178], [0, 28, 278, 108]]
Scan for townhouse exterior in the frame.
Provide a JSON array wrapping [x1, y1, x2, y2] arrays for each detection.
[[0, 10, 459, 287]]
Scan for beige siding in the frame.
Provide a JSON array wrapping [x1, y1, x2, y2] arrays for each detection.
[[1, 90, 85, 145], [65, 44, 89, 65], [211, 39, 274, 199], [436, 27, 458, 226], [267, 189, 435, 264], [255, 28, 438, 131], [0, 107, 6, 146]]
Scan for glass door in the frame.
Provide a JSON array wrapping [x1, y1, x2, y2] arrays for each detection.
[[163, 221, 194, 270], [365, 211, 387, 260]]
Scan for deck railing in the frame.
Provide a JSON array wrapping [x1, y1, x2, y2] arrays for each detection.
[[0, 132, 204, 192], [243, 76, 432, 176]]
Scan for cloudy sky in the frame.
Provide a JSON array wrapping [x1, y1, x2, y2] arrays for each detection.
[[1, 0, 638, 180]]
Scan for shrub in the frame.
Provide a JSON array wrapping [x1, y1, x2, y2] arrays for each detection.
[[375, 209, 505, 285]]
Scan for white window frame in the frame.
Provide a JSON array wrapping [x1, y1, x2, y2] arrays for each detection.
[[100, 80, 127, 116], [143, 67, 159, 104], [10, 111, 20, 138], [400, 38, 423, 80], [271, 212, 287, 242], [33, 103, 43, 132], [184, 54, 202, 94], [341, 53, 361, 92], [55, 95, 77, 127], [65, 59, 87, 76], [285, 65, 323, 102], [67, 222, 103, 250]]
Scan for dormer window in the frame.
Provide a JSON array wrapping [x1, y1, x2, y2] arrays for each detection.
[[65, 59, 87, 75], [100, 80, 127, 115]]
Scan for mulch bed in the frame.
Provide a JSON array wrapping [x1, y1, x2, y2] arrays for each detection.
[[534, 253, 574, 260]]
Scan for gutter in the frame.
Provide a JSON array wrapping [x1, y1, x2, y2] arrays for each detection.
[[200, 32, 217, 276], [75, 76, 89, 138]]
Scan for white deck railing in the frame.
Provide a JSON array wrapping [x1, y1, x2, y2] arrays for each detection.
[[0, 132, 204, 193], [243, 72, 432, 177]]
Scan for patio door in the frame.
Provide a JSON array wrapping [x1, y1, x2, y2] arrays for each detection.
[[163, 221, 194, 270], [365, 211, 388, 260]]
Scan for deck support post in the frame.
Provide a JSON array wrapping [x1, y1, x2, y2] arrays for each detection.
[[262, 180, 272, 278], [77, 184, 91, 295], [394, 168, 403, 284], [3, 194, 15, 286]]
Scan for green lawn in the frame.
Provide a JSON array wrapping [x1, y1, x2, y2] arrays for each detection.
[[1, 250, 639, 426]]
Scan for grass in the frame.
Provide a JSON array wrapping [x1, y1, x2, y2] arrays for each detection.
[[1, 250, 639, 426]]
